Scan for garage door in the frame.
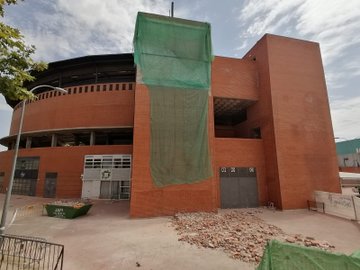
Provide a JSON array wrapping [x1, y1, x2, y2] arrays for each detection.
[[220, 167, 258, 208], [82, 155, 131, 200]]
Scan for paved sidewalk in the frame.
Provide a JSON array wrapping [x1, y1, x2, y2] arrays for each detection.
[[1, 195, 253, 270], [257, 208, 360, 254], [1, 195, 359, 269]]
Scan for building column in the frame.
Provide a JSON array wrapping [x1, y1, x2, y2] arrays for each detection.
[[26, 137, 32, 149], [51, 134, 57, 147], [90, 131, 95, 146]]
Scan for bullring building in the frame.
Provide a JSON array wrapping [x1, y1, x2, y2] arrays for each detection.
[[0, 13, 340, 217]]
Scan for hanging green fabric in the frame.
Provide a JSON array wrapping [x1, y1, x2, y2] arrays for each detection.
[[133, 12, 213, 187], [134, 12, 213, 90]]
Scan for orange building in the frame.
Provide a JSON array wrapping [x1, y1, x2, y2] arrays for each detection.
[[0, 33, 341, 217]]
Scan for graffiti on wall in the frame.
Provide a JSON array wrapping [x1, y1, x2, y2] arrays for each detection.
[[315, 191, 358, 220]]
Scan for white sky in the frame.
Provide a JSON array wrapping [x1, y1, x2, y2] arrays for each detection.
[[1, 0, 359, 150]]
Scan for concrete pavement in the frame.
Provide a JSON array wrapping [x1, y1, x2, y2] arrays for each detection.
[[1, 195, 359, 269], [2, 196, 253, 270]]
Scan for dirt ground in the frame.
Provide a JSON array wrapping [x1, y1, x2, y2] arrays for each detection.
[[1, 194, 360, 270]]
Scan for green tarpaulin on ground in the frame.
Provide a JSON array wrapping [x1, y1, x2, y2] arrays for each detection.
[[133, 12, 213, 187], [351, 249, 360, 259], [257, 240, 360, 270]]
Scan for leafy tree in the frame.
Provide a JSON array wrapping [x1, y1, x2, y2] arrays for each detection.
[[0, 0, 47, 101]]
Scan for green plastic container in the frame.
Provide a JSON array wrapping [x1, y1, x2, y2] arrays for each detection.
[[45, 204, 93, 219]]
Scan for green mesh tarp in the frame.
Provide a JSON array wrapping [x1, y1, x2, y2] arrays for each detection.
[[257, 240, 360, 270], [133, 12, 213, 186], [351, 249, 360, 259], [134, 13, 212, 89]]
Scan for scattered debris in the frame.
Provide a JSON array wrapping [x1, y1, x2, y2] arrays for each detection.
[[48, 199, 92, 209], [136, 262, 141, 267], [171, 209, 335, 263]]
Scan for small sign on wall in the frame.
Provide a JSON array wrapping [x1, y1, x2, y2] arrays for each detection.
[[219, 167, 256, 177], [100, 169, 112, 181]]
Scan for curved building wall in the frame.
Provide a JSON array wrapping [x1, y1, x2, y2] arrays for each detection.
[[0, 54, 136, 199], [10, 82, 135, 136]]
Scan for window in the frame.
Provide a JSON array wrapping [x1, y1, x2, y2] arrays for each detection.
[[95, 130, 133, 145], [122, 158, 131, 168], [214, 97, 257, 139], [56, 132, 91, 146], [79, 87, 83, 94], [122, 84, 126, 90], [102, 156, 113, 168], [85, 158, 93, 169], [84, 155, 131, 169], [94, 158, 101, 168], [15, 157, 39, 170], [109, 84, 113, 91], [114, 158, 122, 168], [102, 85, 107, 91], [129, 84, 133, 90], [31, 135, 52, 148]]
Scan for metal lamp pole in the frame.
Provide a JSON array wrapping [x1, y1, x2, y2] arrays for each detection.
[[0, 85, 67, 235]]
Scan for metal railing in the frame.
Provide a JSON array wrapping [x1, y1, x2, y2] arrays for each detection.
[[0, 234, 64, 270]]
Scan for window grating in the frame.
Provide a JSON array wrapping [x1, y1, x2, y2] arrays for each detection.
[[84, 155, 131, 169]]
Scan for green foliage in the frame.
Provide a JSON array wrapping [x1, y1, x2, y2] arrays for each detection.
[[0, 0, 18, 17], [0, 0, 47, 101]]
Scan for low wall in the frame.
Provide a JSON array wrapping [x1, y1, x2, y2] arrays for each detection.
[[341, 179, 360, 187], [314, 191, 360, 220]]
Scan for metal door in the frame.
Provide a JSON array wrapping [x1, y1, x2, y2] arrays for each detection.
[[44, 172, 57, 198], [81, 180, 101, 198], [13, 157, 39, 196], [100, 181, 120, 199], [220, 167, 259, 208], [0, 172, 4, 192], [82, 155, 131, 200]]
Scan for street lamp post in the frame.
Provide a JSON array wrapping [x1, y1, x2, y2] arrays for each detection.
[[0, 85, 68, 235]]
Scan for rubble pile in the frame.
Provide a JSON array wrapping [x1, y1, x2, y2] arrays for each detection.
[[172, 209, 335, 263], [48, 199, 92, 208]]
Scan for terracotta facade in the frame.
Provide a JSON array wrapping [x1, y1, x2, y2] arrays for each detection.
[[0, 34, 341, 217]]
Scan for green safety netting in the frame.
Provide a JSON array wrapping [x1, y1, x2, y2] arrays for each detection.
[[351, 249, 360, 259], [133, 12, 213, 187], [257, 240, 360, 270]]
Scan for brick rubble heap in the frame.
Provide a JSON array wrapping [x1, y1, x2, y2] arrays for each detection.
[[172, 209, 335, 263]]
